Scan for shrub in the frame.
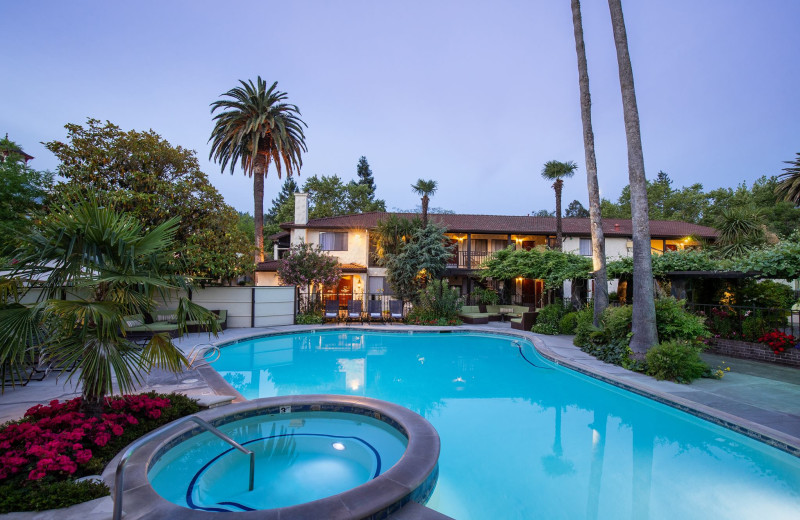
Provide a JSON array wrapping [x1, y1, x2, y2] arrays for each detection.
[[600, 305, 633, 346], [581, 340, 633, 367], [654, 298, 709, 344], [559, 312, 578, 334], [414, 279, 462, 320], [0, 479, 108, 513], [406, 279, 462, 325], [296, 312, 324, 325], [0, 392, 199, 513], [531, 323, 560, 335], [741, 314, 770, 341], [573, 305, 596, 347], [738, 279, 795, 309], [645, 341, 708, 383], [536, 300, 568, 329], [470, 286, 499, 306]]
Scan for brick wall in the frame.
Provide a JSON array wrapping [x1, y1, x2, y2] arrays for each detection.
[[708, 338, 800, 368]]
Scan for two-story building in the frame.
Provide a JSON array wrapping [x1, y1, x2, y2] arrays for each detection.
[[256, 193, 717, 308]]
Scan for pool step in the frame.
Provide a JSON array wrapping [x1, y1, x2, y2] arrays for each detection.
[[389, 502, 456, 520]]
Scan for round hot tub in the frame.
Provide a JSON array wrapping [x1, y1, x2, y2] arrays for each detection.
[[116, 396, 439, 519]]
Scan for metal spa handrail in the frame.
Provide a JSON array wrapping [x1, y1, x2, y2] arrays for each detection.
[[113, 415, 255, 520]]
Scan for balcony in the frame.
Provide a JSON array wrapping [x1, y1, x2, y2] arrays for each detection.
[[447, 251, 496, 270]]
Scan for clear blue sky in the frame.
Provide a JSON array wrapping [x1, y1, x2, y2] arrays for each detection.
[[2, 0, 798, 217]]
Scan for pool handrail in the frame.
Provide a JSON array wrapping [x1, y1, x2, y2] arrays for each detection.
[[113, 415, 255, 520]]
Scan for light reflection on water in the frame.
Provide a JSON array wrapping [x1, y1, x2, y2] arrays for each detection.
[[212, 331, 800, 520]]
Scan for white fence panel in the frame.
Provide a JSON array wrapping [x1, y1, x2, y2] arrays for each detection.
[[15, 285, 296, 328]]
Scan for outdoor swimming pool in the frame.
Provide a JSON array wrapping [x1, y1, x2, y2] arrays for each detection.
[[212, 331, 800, 519]]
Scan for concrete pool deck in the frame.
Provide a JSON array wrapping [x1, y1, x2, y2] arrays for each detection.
[[1, 323, 799, 519]]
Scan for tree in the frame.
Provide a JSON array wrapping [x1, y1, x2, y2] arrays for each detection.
[[267, 176, 299, 224], [373, 214, 420, 265], [571, 0, 609, 324], [564, 200, 590, 218], [0, 198, 218, 415], [541, 160, 578, 250], [383, 223, 453, 303], [411, 179, 438, 226], [776, 152, 800, 205], [608, 0, 658, 355], [277, 242, 342, 288], [532, 209, 555, 217], [0, 137, 52, 256], [713, 206, 766, 258], [209, 77, 307, 263], [355, 156, 384, 211], [45, 119, 252, 283]]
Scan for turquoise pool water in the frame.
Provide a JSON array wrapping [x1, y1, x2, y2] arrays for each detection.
[[212, 331, 800, 519], [148, 411, 407, 511]]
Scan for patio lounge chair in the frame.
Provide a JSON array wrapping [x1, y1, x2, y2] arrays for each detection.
[[389, 300, 404, 323], [367, 300, 384, 323], [324, 299, 340, 323], [347, 300, 363, 324]]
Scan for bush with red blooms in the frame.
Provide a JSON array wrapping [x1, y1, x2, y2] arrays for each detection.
[[0, 393, 198, 513], [757, 330, 798, 355]]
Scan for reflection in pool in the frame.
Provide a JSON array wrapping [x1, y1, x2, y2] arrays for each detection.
[[212, 331, 800, 520]]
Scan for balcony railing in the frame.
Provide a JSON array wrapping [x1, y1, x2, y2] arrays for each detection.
[[447, 251, 496, 269]]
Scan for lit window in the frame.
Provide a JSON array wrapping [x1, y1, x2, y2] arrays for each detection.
[[320, 232, 348, 251]]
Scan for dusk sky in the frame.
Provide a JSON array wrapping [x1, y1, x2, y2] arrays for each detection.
[[2, 1, 798, 217]]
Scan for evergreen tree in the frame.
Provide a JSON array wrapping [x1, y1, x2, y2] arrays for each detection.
[[267, 176, 299, 223], [357, 156, 376, 190], [353, 156, 385, 211]]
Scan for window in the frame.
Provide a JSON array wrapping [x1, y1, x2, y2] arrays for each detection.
[[319, 232, 348, 251], [579, 238, 592, 256], [368, 276, 394, 296]]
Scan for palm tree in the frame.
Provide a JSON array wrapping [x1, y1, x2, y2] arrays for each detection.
[[776, 152, 800, 205], [541, 160, 578, 250], [209, 77, 307, 263], [0, 198, 218, 415], [607, 0, 658, 355], [411, 179, 438, 226], [571, 0, 609, 324], [714, 206, 765, 258]]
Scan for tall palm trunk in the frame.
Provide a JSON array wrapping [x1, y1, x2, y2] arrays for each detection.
[[553, 179, 564, 250], [608, 0, 658, 355], [421, 195, 430, 226], [253, 161, 266, 263], [571, 0, 609, 325]]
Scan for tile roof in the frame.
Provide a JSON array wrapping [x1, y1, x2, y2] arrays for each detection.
[[281, 212, 717, 239]]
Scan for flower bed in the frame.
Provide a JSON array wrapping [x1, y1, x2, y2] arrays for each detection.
[[0, 392, 199, 513], [707, 337, 800, 368]]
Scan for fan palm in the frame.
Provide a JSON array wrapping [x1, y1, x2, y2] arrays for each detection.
[[209, 77, 307, 262], [775, 152, 800, 205], [541, 160, 578, 250], [0, 198, 219, 415], [411, 179, 438, 226], [608, 0, 658, 355]]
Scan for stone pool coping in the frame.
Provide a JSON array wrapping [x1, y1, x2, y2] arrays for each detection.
[[196, 325, 800, 457], [112, 395, 440, 520]]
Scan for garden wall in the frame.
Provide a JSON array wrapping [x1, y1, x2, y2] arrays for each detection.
[[708, 339, 800, 368], [18, 286, 297, 328]]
